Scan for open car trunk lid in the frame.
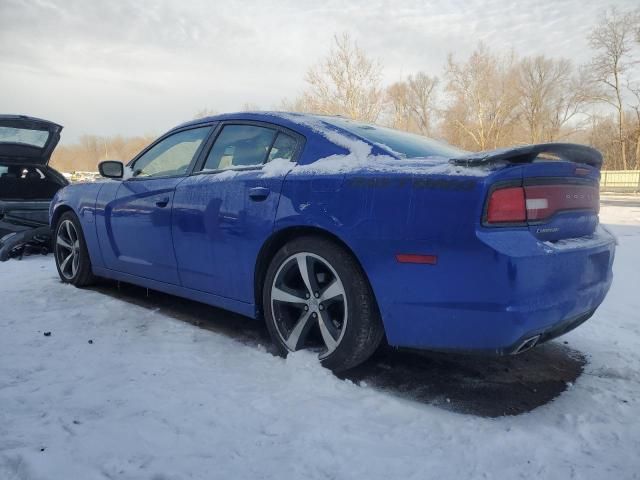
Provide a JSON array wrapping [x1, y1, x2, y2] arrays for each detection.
[[0, 115, 62, 165], [0, 115, 67, 244], [456, 143, 602, 242]]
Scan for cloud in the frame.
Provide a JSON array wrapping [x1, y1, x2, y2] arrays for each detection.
[[0, 0, 635, 143]]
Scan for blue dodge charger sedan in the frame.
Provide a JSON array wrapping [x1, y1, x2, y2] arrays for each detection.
[[49, 112, 615, 371]]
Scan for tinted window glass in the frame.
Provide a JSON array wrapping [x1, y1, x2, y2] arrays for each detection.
[[267, 133, 297, 162], [203, 125, 276, 171], [133, 127, 210, 178], [0, 127, 50, 148], [321, 117, 466, 158]]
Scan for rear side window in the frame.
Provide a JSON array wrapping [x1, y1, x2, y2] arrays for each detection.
[[0, 127, 50, 148], [203, 125, 277, 171], [267, 133, 297, 162]]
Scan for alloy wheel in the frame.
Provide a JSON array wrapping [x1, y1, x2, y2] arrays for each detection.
[[55, 219, 80, 280], [270, 252, 348, 358]]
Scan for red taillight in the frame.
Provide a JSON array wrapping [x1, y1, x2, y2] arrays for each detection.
[[485, 183, 599, 225], [486, 187, 526, 224], [524, 184, 599, 221]]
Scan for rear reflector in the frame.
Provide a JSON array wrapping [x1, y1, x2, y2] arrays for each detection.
[[396, 254, 438, 265], [486, 187, 526, 224], [485, 183, 599, 225]]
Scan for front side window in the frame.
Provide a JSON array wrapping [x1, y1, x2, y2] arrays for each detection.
[[202, 125, 277, 171], [132, 127, 210, 178]]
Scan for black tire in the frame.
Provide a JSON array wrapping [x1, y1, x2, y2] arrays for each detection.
[[263, 236, 384, 372], [54, 211, 95, 287]]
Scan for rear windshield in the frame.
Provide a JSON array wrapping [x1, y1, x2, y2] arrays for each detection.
[[321, 117, 465, 159], [0, 126, 50, 148]]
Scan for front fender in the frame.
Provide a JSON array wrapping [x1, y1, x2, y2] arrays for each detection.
[[49, 181, 106, 269]]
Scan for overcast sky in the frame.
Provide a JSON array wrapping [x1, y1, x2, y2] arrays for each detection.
[[0, 0, 636, 143]]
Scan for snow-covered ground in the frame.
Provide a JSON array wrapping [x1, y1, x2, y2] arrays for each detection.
[[1, 205, 639, 479]]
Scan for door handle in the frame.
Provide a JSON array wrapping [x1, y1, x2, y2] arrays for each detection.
[[155, 197, 170, 208], [248, 187, 270, 201]]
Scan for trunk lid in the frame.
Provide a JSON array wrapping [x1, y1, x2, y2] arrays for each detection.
[[456, 143, 602, 242], [0, 115, 62, 165], [520, 161, 599, 241]]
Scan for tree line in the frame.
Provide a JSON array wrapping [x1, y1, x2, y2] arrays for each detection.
[[51, 6, 640, 172], [51, 134, 156, 173]]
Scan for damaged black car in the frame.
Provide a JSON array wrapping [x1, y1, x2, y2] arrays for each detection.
[[0, 115, 68, 261]]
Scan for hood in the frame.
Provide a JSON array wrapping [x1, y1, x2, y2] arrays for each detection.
[[0, 115, 63, 165]]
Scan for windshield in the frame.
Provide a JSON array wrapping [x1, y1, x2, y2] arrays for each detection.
[[0, 126, 50, 148], [320, 117, 466, 159]]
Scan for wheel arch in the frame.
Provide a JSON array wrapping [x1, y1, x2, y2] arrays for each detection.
[[50, 203, 75, 229], [254, 226, 379, 321]]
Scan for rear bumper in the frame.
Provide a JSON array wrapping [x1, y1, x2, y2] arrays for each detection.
[[370, 225, 615, 353], [502, 308, 595, 355]]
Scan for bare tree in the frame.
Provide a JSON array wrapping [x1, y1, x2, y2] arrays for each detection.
[[279, 95, 313, 113], [51, 134, 155, 172], [193, 108, 218, 119], [386, 73, 439, 135], [241, 102, 262, 111], [407, 73, 439, 135], [300, 33, 384, 122], [588, 7, 638, 169], [78, 135, 103, 163], [443, 44, 520, 151], [386, 81, 413, 132], [517, 56, 591, 143], [628, 84, 640, 169]]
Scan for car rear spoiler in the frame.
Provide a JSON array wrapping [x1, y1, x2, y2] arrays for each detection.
[[450, 143, 603, 169]]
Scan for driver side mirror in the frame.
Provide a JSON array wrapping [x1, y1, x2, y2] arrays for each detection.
[[98, 160, 124, 179]]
